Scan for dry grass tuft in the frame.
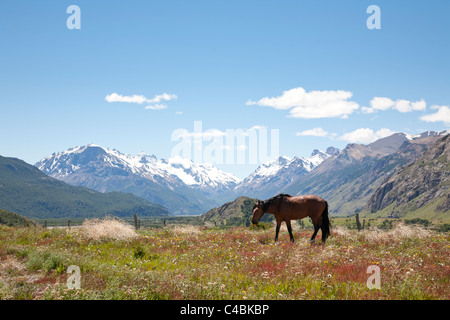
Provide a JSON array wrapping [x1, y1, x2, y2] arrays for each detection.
[[364, 222, 433, 243], [332, 225, 356, 239], [77, 217, 139, 241], [170, 224, 202, 236]]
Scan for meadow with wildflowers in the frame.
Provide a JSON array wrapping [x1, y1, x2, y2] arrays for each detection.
[[0, 218, 448, 300]]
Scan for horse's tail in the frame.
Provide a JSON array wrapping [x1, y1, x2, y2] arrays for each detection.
[[321, 201, 331, 240]]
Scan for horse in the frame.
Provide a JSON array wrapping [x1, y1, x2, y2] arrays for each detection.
[[251, 193, 331, 243]]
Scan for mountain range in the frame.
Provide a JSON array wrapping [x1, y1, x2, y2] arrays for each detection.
[[282, 131, 449, 217], [199, 131, 450, 225], [36, 144, 334, 215], [2, 130, 448, 220]]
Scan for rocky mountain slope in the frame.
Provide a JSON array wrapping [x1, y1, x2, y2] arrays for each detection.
[[366, 134, 450, 219], [282, 133, 444, 216]]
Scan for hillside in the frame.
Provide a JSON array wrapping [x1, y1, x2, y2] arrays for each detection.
[[282, 133, 440, 216], [0, 155, 170, 219], [0, 209, 36, 227], [201, 196, 274, 226], [365, 134, 450, 220]]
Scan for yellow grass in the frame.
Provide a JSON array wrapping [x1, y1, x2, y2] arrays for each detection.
[[170, 224, 202, 236], [77, 217, 139, 241], [364, 222, 433, 243]]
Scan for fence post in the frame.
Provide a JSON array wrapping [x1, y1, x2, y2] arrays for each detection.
[[134, 214, 138, 230], [356, 214, 362, 232], [68, 219, 71, 228]]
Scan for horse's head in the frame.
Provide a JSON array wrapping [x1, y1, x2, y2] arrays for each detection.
[[251, 200, 264, 225]]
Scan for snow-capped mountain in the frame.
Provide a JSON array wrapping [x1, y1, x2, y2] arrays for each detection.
[[231, 147, 339, 200], [36, 144, 241, 195], [405, 130, 450, 141], [35, 144, 240, 215]]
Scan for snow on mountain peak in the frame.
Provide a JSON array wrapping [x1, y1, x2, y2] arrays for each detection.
[[237, 147, 338, 188], [405, 130, 450, 141], [160, 155, 241, 188], [36, 144, 240, 193]]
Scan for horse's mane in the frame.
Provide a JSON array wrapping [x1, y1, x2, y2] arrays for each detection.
[[254, 194, 291, 211]]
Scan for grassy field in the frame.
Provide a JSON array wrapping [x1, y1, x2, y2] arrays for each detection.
[[0, 218, 448, 300]]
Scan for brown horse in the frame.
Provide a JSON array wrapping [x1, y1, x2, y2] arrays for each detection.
[[251, 194, 331, 243]]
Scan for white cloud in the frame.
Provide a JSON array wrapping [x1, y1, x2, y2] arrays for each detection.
[[145, 104, 168, 110], [105, 93, 148, 104], [339, 128, 396, 144], [105, 92, 177, 110], [394, 99, 426, 112], [420, 105, 450, 125], [363, 97, 426, 114], [296, 127, 329, 137], [247, 87, 359, 119], [147, 93, 178, 104], [247, 125, 266, 131], [369, 97, 395, 111]]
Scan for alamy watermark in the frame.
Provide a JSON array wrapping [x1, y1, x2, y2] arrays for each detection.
[[67, 5, 81, 30], [366, 265, 381, 289], [171, 121, 279, 165], [67, 265, 81, 289], [367, 5, 381, 30]]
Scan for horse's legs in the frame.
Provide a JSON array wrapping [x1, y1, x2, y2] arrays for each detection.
[[320, 225, 327, 243], [274, 222, 281, 242], [286, 220, 294, 242], [310, 225, 320, 244]]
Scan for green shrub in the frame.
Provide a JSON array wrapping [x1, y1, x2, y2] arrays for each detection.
[[437, 223, 450, 232], [405, 218, 431, 227], [379, 219, 394, 230], [249, 222, 272, 230], [26, 251, 67, 273], [133, 245, 147, 259]]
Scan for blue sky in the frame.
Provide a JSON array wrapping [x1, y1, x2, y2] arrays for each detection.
[[1, 0, 450, 178]]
